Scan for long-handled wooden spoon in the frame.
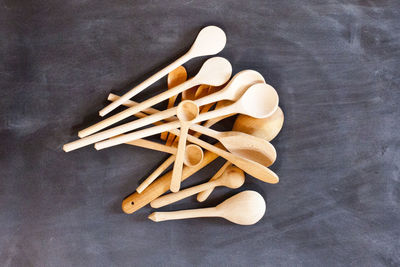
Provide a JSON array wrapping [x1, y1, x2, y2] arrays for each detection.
[[197, 106, 285, 202], [63, 70, 263, 152], [151, 166, 244, 208], [161, 66, 187, 141], [170, 100, 199, 192], [94, 83, 279, 150], [148, 190, 266, 225], [99, 26, 226, 116], [78, 57, 231, 138]]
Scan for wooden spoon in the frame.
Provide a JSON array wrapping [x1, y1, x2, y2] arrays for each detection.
[[93, 83, 279, 150], [170, 100, 199, 192], [78, 56, 232, 138], [148, 190, 266, 225], [150, 166, 244, 208], [197, 106, 285, 202], [63, 70, 262, 152], [99, 26, 226, 116], [160, 66, 187, 141]]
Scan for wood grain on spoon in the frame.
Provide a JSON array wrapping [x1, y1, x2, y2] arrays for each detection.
[[99, 26, 226, 116]]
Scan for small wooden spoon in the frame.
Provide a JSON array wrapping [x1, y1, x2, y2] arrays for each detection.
[[149, 190, 266, 225], [197, 106, 284, 202], [170, 100, 199, 192], [94, 83, 279, 150], [161, 66, 187, 141], [99, 25, 226, 116], [151, 166, 244, 208], [78, 56, 232, 138]]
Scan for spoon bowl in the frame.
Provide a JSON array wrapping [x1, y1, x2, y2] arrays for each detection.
[[239, 83, 279, 118], [217, 191, 266, 225], [183, 144, 203, 167], [217, 166, 245, 189], [233, 106, 284, 141], [188, 26, 226, 57]]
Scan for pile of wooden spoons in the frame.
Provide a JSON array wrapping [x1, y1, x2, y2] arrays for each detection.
[[63, 26, 284, 226]]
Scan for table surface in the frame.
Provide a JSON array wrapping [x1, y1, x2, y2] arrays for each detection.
[[1, 1, 399, 266]]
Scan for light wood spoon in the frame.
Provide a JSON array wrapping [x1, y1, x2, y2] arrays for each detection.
[[149, 190, 266, 225], [161, 66, 187, 141], [63, 70, 262, 152], [197, 106, 284, 202], [99, 26, 226, 116], [78, 57, 231, 138], [170, 100, 199, 192], [151, 166, 244, 208], [94, 83, 279, 150]]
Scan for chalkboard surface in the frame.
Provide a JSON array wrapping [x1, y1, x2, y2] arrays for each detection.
[[1, 1, 399, 266]]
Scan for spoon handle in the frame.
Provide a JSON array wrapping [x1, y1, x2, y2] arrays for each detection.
[[94, 120, 181, 150], [79, 76, 198, 138], [170, 123, 190, 192], [149, 207, 218, 222], [136, 155, 176, 194], [99, 53, 190, 117], [63, 102, 177, 152], [193, 103, 236, 123], [190, 123, 220, 139], [151, 179, 220, 208], [197, 161, 231, 202], [126, 139, 177, 154]]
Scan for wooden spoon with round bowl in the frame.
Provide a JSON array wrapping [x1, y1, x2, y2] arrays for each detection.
[[149, 190, 266, 225]]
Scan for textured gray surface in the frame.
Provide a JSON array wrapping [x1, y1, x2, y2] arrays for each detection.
[[1, 0, 399, 266]]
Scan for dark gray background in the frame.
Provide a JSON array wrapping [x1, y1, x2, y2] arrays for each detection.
[[1, 0, 399, 266]]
